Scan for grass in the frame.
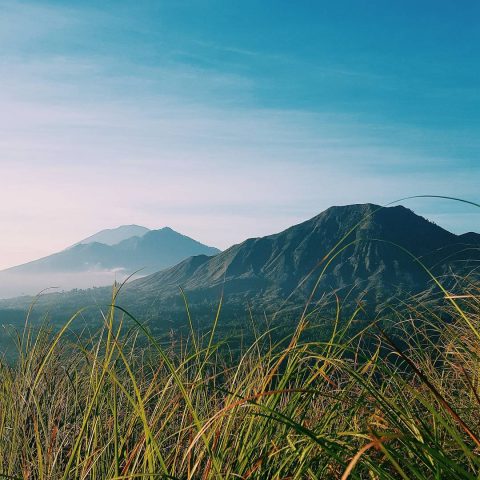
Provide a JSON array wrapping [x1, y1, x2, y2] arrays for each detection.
[[0, 276, 478, 480], [1, 195, 479, 479]]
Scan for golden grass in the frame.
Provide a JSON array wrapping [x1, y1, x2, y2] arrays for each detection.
[[0, 278, 478, 479]]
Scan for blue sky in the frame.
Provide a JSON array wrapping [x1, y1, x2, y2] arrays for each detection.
[[0, 0, 479, 268]]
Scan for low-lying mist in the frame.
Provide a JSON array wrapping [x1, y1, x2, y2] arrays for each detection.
[[0, 269, 143, 299]]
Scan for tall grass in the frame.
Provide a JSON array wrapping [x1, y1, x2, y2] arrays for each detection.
[[0, 275, 478, 479]]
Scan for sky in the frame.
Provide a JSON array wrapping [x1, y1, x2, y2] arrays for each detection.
[[0, 0, 479, 270]]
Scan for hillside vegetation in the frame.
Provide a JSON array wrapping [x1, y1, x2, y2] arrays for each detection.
[[0, 274, 479, 479]]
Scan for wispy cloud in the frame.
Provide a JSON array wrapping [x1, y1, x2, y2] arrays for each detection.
[[0, 0, 478, 269]]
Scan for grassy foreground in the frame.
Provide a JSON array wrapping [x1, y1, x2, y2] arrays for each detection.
[[0, 281, 479, 480]]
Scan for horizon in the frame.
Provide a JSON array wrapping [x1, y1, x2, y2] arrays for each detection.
[[1, 201, 477, 271], [1, 0, 479, 270]]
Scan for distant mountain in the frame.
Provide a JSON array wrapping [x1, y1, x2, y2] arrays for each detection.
[[73, 225, 150, 246], [0, 227, 220, 298], [3, 204, 478, 321]]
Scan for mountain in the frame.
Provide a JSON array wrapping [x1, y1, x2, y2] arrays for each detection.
[[116, 203, 479, 314], [0, 227, 220, 298], [73, 225, 150, 246], [2, 204, 478, 323]]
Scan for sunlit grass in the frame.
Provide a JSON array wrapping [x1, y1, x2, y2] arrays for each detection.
[[0, 274, 478, 479]]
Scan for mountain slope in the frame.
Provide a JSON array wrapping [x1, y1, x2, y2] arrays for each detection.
[[123, 203, 477, 310]]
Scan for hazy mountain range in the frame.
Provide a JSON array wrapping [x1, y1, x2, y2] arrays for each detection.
[[1, 204, 478, 325], [0, 227, 220, 298]]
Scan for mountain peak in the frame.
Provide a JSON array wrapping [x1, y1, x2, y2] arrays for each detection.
[[74, 225, 151, 247], [0, 224, 220, 298], [122, 203, 474, 312]]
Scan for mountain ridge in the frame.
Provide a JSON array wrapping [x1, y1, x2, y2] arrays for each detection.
[[122, 203, 471, 308], [4, 203, 477, 322]]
